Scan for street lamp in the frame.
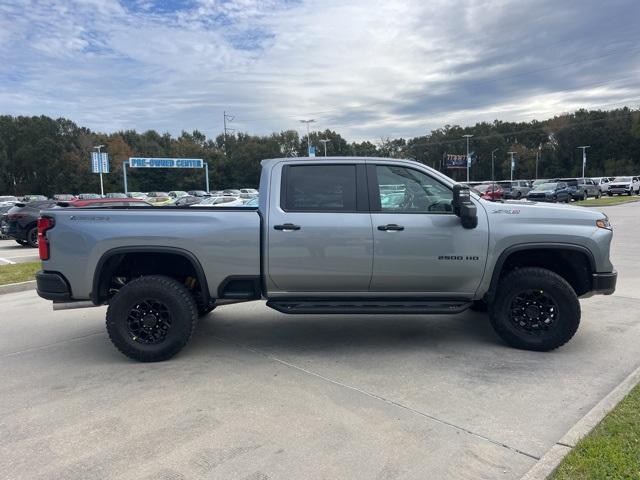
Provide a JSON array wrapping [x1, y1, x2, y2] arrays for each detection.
[[577, 146, 590, 181], [300, 119, 315, 157], [94, 144, 105, 197], [508, 151, 516, 181], [491, 148, 500, 184], [462, 134, 473, 182], [320, 138, 331, 157]]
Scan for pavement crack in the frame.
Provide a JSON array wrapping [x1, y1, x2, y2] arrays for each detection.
[[0, 331, 105, 358], [212, 335, 541, 461]]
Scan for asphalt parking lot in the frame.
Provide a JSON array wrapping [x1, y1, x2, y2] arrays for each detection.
[[1, 202, 639, 479], [0, 239, 39, 265]]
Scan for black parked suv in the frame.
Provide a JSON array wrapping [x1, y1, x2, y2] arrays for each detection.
[[3, 200, 57, 247]]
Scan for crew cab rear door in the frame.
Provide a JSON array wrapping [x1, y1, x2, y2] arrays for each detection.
[[368, 162, 489, 295], [266, 161, 373, 293]]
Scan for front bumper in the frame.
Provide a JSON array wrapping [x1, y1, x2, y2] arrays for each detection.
[[609, 187, 631, 194], [36, 271, 72, 301]]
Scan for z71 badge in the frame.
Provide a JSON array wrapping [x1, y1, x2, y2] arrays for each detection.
[[491, 209, 521, 215]]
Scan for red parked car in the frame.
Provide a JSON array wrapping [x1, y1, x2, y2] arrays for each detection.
[[59, 197, 152, 208], [475, 183, 504, 201]]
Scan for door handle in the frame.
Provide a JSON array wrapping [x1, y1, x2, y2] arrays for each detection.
[[377, 224, 404, 231], [274, 223, 301, 231]]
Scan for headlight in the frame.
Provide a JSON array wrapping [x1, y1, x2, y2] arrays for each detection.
[[596, 217, 612, 230]]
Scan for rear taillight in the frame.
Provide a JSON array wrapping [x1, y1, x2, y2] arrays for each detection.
[[38, 216, 55, 260]]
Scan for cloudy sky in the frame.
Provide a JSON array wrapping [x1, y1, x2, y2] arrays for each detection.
[[1, 0, 639, 141]]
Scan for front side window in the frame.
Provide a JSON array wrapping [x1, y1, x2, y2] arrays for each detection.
[[375, 165, 453, 213], [282, 165, 357, 212]]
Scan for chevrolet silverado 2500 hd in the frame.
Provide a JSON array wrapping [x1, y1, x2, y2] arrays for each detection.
[[35, 157, 617, 361]]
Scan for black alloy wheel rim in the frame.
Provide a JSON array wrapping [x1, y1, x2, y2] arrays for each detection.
[[509, 289, 557, 334], [126, 299, 172, 345], [29, 229, 38, 246]]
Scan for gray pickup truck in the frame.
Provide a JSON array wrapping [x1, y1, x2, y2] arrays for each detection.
[[36, 157, 617, 362]]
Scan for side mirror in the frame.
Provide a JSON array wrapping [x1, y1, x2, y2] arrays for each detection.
[[452, 184, 478, 229]]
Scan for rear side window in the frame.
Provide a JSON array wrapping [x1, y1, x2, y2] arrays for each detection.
[[282, 165, 357, 212]]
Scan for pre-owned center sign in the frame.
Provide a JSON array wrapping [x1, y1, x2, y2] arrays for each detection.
[[123, 157, 209, 193], [129, 157, 203, 169]]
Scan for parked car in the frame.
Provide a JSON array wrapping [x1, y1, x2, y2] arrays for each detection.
[[591, 177, 611, 195], [168, 191, 189, 199], [187, 190, 211, 197], [174, 195, 203, 206], [0, 195, 18, 206], [146, 197, 174, 206], [497, 180, 531, 199], [526, 182, 571, 203], [105, 193, 128, 199], [52, 194, 76, 201], [35, 157, 617, 362], [239, 188, 259, 199], [21, 195, 48, 202], [77, 193, 101, 200], [557, 178, 584, 201], [531, 179, 556, 188], [3, 200, 57, 247], [578, 178, 602, 198], [192, 196, 244, 207], [60, 198, 151, 208], [146, 192, 169, 198], [222, 189, 242, 196], [0, 205, 14, 239], [475, 183, 504, 201], [608, 176, 640, 195], [126, 192, 148, 199]]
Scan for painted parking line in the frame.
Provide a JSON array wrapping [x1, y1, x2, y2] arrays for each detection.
[[0, 258, 16, 265]]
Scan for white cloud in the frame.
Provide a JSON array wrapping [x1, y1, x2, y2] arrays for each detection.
[[0, 0, 639, 141]]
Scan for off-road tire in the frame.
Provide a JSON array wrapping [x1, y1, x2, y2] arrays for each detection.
[[106, 275, 198, 362], [489, 267, 580, 351]]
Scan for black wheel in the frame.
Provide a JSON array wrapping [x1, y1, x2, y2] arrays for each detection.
[[106, 275, 198, 362], [595, 190, 601, 199], [552, 195, 557, 202], [26, 226, 38, 248], [515, 191, 522, 199], [15, 239, 28, 246], [607, 192, 612, 196], [489, 267, 580, 351], [469, 300, 488, 312]]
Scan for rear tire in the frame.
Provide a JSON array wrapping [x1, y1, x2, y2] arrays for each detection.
[[15, 239, 28, 246], [26, 226, 38, 248], [106, 275, 198, 362], [489, 267, 580, 351]]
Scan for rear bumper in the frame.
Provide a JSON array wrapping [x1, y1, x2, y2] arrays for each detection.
[[36, 271, 72, 301], [590, 271, 617, 296]]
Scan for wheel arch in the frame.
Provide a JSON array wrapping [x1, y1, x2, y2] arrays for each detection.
[[92, 246, 210, 306], [487, 243, 595, 299]]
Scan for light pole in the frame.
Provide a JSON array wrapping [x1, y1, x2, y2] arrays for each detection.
[[491, 148, 500, 184], [536, 144, 542, 180], [508, 151, 516, 181], [300, 119, 315, 157], [94, 144, 105, 196], [462, 134, 473, 182], [578, 146, 590, 181], [320, 138, 330, 157]]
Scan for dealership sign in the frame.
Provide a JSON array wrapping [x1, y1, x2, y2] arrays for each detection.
[[129, 157, 203, 168], [444, 153, 476, 169]]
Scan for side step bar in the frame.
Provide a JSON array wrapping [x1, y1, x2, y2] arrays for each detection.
[[266, 299, 472, 315]]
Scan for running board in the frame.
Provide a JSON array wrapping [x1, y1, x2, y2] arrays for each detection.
[[266, 298, 472, 315]]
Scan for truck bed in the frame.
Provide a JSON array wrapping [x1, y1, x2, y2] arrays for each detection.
[[42, 207, 261, 300]]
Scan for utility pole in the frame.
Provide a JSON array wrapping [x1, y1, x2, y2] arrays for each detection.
[[300, 119, 315, 157], [577, 145, 590, 181], [462, 134, 473, 182], [94, 144, 105, 197], [320, 138, 330, 157], [223, 111, 234, 152], [508, 151, 516, 181], [491, 148, 500, 185]]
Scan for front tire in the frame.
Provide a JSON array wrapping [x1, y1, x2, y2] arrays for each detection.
[[26, 226, 38, 248], [489, 267, 580, 351], [106, 275, 198, 362]]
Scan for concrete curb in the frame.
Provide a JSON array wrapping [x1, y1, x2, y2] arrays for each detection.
[[0, 280, 36, 296], [521, 363, 640, 479]]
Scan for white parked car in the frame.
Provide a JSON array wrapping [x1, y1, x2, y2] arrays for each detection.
[[239, 188, 259, 199], [168, 191, 189, 199], [192, 196, 244, 207], [608, 176, 640, 196], [591, 177, 611, 194]]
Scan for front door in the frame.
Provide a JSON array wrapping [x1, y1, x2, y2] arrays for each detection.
[[368, 163, 488, 295], [267, 162, 373, 293]]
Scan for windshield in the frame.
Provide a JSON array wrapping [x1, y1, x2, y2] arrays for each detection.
[[613, 176, 632, 182], [534, 183, 557, 190]]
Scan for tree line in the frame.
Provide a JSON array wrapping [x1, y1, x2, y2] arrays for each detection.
[[1, 107, 639, 196]]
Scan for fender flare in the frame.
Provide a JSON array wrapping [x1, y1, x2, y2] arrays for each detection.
[[91, 246, 210, 305]]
